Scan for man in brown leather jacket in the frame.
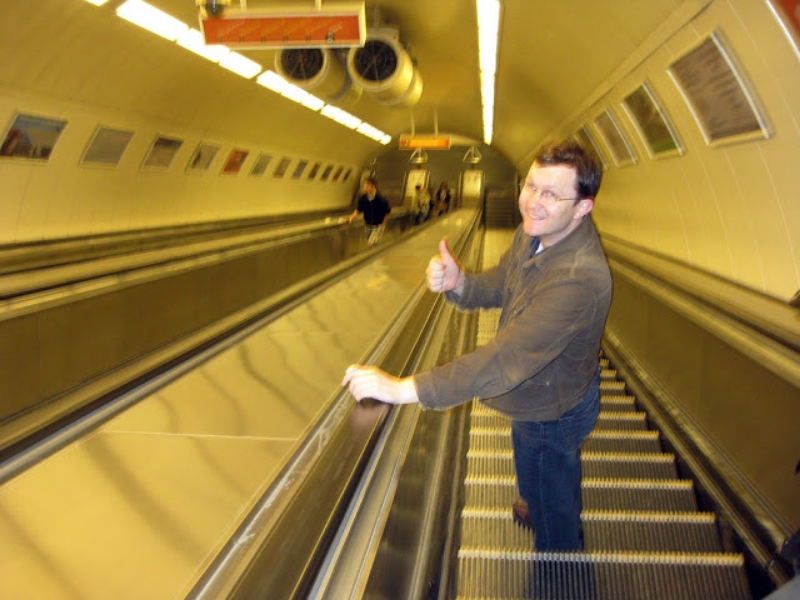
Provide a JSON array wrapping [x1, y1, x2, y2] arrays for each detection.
[[343, 139, 612, 551]]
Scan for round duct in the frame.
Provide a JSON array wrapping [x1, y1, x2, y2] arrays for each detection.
[[275, 48, 362, 106], [346, 31, 423, 108]]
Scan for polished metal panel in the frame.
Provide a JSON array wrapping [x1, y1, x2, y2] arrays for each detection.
[[0, 431, 294, 600], [0, 210, 479, 600]]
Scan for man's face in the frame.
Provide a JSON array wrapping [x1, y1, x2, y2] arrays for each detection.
[[364, 181, 376, 196], [518, 162, 593, 247]]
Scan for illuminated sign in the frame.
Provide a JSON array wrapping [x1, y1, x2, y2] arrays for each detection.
[[200, 3, 366, 48], [398, 135, 452, 150]]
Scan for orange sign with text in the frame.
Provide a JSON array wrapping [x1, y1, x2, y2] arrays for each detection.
[[398, 136, 452, 150], [200, 7, 365, 48]]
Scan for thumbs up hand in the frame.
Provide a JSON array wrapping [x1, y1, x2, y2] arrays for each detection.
[[426, 238, 465, 295]]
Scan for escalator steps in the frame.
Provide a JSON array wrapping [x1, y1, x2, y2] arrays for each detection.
[[455, 549, 751, 600], [460, 507, 722, 553]]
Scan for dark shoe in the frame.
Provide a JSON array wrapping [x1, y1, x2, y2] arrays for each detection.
[[512, 498, 533, 530]]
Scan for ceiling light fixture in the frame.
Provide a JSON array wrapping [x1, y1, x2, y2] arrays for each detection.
[[116, 0, 188, 41], [475, 0, 500, 145]]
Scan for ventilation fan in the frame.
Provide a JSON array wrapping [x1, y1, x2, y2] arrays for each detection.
[[350, 40, 399, 82], [278, 49, 325, 81], [346, 30, 422, 108]]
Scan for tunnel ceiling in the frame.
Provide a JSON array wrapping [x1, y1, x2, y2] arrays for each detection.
[[186, 0, 689, 167], [5, 0, 693, 169]]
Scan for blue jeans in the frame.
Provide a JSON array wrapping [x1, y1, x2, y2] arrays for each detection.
[[511, 372, 600, 551]]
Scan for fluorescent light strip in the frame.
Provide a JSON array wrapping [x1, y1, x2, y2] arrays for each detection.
[[219, 51, 262, 79], [112, 1, 388, 142], [116, 0, 188, 41], [476, 0, 500, 145], [177, 29, 231, 63]]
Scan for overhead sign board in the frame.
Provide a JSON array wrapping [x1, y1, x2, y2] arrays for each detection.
[[398, 135, 452, 150], [200, 2, 366, 49]]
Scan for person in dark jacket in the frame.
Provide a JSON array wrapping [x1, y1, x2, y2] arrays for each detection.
[[342, 139, 612, 551], [348, 177, 391, 245]]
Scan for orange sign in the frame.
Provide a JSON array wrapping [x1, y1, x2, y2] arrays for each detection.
[[398, 136, 452, 150], [200, 6, 365, 48]]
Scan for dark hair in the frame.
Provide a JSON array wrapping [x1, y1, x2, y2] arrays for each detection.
[[533, 139, 602, 200], [365, 177, 378, 187]]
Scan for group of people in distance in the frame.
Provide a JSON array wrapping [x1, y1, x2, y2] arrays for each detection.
[[411, 180, 451, 225], [348, 178, 453, 245]]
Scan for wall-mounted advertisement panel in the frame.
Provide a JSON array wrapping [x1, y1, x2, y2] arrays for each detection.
[[1, 113, 66, 161], [273, 157, 291, 178], [222, 149, 249, 174], [593, 109, 637, 167], [572, 126, 608, 170], [292, 160, 308, 179], [669, 31, 770, 146], [81, 126, 134, 166], [142, 136, 183, 169], [460, 169, 484, 206], [307, 162, 321, 180], [622, 83, 683, 158], [187, 143, 220, 172], [249, 153, 272, 177]]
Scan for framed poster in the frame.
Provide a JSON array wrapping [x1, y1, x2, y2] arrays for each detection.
[[320, 164, 333, 181], [291, 160, 308, 179], [272, 157, 291, 178], [572, 126, 608, 170], [669, 31, 770, 145], [342, 167, 353, 182], [249, 153, 272, 176], [331, 166, 344, 182], [187, 143, 219, 172], [622, 83, 683, 158], [1, 113, 66, 160], [142, 135, 183, 169], [593, 109, 636, 167], [307, 162, 321, 180], [460, 169, 484, 199], [222, 149, 249, 174], [81, 126, 134, 166]]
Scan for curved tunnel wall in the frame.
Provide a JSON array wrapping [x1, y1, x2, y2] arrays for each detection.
[[549, 0, 800, 304]]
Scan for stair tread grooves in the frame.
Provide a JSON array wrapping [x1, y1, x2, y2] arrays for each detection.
[[455, 352, 751, 600]]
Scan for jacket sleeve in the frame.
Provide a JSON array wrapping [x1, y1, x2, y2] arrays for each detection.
[[415, 275, 598, 410]]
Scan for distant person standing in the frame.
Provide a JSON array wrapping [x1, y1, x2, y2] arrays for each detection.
[[435, 181, 451, 215], [411, 184, 431, 225], [348, 177, 391, 246]]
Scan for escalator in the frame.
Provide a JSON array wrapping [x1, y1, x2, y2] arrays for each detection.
[[456, 354, 751, 599], [451, 228, 752, 599]]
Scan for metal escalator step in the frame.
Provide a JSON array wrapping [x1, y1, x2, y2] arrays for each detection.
[[583, 430, 662, 454], [455, 548, 751, 600], [598, 394, 637, 409], [464, 476, 698, 513], [600, 380, 627, 394], [468, 428, 664, 454], [600, 368, 618, 380], [470, 401, 640, 430], [581, 452, 678, 480], [459, 507, 723, 553], [595, 411, 648, 431], [466, 450, 678, 480]]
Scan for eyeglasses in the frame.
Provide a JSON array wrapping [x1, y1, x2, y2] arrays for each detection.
[[519, 181, 578, 204]]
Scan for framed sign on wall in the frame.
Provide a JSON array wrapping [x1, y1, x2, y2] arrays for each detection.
[[669, 31, 770, 146]]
